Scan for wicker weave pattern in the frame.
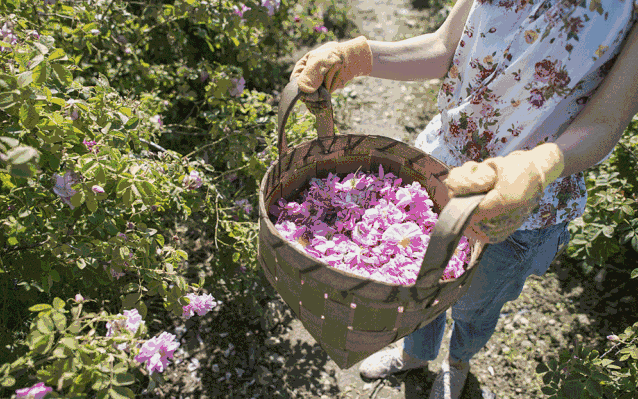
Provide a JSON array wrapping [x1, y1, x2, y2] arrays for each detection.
[[258, 81, 488, 369]]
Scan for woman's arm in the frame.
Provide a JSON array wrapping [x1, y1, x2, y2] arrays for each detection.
[[554, 21, 638, 179], [367, 0, 474, 81]]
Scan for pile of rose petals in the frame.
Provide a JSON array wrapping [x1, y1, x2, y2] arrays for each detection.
[[270, 165, 470, 286]]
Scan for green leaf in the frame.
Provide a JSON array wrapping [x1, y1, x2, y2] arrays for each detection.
[[86, 195, 98, 213], [32, 42, 49, 55], [52, 312, 66, 331], [49, 269, 60, 283], [542, 386, 556, 395], [561, 380, 585, 397], [631, 268, 638, 279], [19, 104, 40, 129], [602, 225, 614, 238], [109, 386, 135, 399], [585, 378, 603, 398], [121, 292, 142, 309], [29, 303, 52, 312], [96, 166, 106, 185], [543, 371, 554, 385], [32, 334, 49, 354], [632, 235, 638, 253], [51, 64, 73, 85], [82, 22, 98, 32], [32, 62, 48, 84], [7, 145, 38, 165], [124, 116, 139, 129], [113, 373, 135, 386], [71, 190, 85, 208], [17, 71, 33, 87], [0, 375, 16, 387], [48, 48, 66, 61], [116, 179, 132, 194], [37, 315, 54, 334], [53, 297, 66, 311], [537, 363, 550, 374], [60, 337, 78, 350]]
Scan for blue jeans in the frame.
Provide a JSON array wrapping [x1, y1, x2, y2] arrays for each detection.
[[404, 221, 571, 363]]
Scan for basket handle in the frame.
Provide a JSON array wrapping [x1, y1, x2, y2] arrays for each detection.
[[277, 79, 334, 156], [277, 79, 487, 288]]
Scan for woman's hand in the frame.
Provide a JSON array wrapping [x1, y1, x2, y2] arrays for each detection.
[[444, 143, 565, 244], [290, 36, 373, 93]]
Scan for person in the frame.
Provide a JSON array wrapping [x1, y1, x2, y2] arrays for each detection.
[[290, 0, 638, 397]]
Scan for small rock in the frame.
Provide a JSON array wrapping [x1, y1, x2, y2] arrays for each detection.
[[501, 345, 511, 354], [548, 319, 556, 325], [576, 314, 590, 325], [265, 337, 280, 346], [521, 340, 533, 349], [482, 389, 496, 399], [594, 268, 606, 283], [363, 383, 373, 390], [488, 366, 495, 376]]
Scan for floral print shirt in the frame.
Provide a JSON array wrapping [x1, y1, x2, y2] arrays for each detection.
[[415, 0, 638, 230]]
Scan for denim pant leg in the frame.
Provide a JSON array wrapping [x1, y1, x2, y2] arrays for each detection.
[[404, 222, 570, 362]]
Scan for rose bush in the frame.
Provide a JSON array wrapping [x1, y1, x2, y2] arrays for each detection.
[[0, 0, 350, 397]]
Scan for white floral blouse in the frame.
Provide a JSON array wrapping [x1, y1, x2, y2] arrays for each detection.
[[415, 0, 638, 230]]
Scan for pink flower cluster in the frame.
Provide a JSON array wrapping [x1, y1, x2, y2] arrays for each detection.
[[183, 170, 203, 190], [52, 171, 80, 209], [134, 332, 180, 375], [83, 139, 98, 153], [234, 0, 280, 17], [106, 309, 145, 350], [15, 382, 52, 399], [182, 293, 219, 319], [271, 165, 470, 285], [229, 77, 246, 98], [0, 22, 18, 52]]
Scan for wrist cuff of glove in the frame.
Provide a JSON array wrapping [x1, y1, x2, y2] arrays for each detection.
[[530, 143, 565, 190], [341, 36, 373, 77]]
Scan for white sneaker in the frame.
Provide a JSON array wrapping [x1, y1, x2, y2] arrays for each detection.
[[359, 345, 429, 379], [428, 359, 470, 399]]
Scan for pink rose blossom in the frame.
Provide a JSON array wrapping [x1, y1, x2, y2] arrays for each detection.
[[261, 0, 280, 16], [92, 185, 105, 194], [234, 4, 251, 18], [15, 382, 53, 399], [182, 293, 219, 319], [183, 170, 203, 190], [229, 77, 246, 97], [134, 332, 180, 375]]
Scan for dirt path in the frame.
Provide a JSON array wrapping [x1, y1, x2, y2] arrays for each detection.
[[334, 0, 448, 144]]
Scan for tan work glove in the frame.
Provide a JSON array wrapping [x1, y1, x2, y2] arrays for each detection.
[[444, 143, 565, 244], [290, 36, 373, 93]]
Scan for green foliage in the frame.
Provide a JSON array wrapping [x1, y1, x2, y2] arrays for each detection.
[[537, 117, 638, 398], [536, 322, 638, 399], [564, 117, 638, 275], [0, 0, 346, 396]]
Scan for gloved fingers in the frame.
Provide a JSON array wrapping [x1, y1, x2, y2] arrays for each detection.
[[444, 161, 498, 197], [293, 51, 343, 93], [323, 62, 343, 93], [463, 189, 531, 244]]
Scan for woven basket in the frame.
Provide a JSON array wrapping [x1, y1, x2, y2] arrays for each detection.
[[257, 79, 490, 370]]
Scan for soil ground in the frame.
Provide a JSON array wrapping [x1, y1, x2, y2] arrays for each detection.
[[143, 1, 638, 398]]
